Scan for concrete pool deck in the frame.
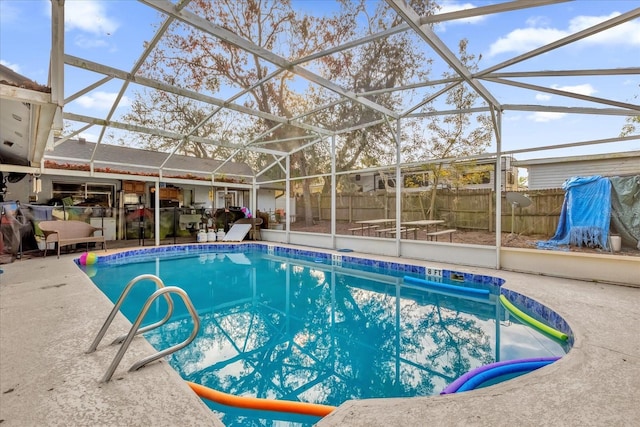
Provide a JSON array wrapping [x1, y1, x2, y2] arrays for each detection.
[[1, 246, 639, 426]]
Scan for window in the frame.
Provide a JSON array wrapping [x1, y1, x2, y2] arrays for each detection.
[[462, 170, 491, 185], [403, 172, 429, 188], [52, 182, 115, 207], [216, 190, 237, 208]]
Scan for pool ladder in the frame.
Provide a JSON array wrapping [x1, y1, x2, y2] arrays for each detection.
[[87, 274, 200, 382]]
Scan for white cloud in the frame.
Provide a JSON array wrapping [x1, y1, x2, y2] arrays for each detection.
[[434, 1, 486, 31], [528, 112, 566, 122], [489, 12, 640, 57], [568, 12, 640, 45], [62, 0, 119, 49], [439, 2, 487, 24], [76, 92, 130, 110], [535, 93, 552, 101], [73, 35, 109, 49], [525, 16, 551, 27], [551, 83, 597, 96], [64, 0, 119, 36], [503, 113, 522, 122], [0, 60, 21, 73], [489, 27, 567, 56]]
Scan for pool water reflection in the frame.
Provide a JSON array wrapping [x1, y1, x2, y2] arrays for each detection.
[[86, 247, 568, 426]]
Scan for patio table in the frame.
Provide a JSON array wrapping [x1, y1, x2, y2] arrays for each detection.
[[401, 219, 445, 239]]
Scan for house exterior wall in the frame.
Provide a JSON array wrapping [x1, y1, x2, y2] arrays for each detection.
[[4, 175, 30, 204], [7, 174, 121, 206], [257, 189, 277, 216], [191, 186, 213, 209], [257, 190, 296, 225], [524, 155, 640, 190]]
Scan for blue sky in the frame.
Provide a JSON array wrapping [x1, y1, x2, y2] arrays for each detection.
[[1, 0, 638, 160]]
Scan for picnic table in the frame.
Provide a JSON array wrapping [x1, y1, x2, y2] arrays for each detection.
[[374, 220, 445, 239], [354, 218, 396, 236], [401, 219, 444, 232], [352, 219, 454, 241], [401, 219, 456, 241]]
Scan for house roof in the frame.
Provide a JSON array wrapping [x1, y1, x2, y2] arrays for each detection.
[[514, 150, 640, 167], [0, 64, 57, 167], [46, 139, 254, 182]]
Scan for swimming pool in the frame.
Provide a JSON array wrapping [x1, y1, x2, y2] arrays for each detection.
[[82, 244, 571, 426]]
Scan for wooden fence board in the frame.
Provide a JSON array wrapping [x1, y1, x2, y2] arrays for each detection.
[[301, 189, 565, 236]]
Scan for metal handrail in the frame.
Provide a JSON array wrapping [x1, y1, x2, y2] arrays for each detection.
[[102, 286, 200, 382], [87, 274, 174, 353]]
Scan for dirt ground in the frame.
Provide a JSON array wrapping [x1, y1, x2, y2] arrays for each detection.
[[289, 220, 640, 257]]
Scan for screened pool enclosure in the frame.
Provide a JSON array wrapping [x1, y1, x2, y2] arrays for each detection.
[[1, 0, 638, 272]]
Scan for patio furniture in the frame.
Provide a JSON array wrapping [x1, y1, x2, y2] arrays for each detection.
[[426, 229, 456, 242], [231, 217, 263, 240], [355, 219, 396, 236], [386, 227, 417, 239], [38, 220, 107, 258], [401, 220, 444, 235], [375, 227, 417, 239], [348, 225, 379, 235]]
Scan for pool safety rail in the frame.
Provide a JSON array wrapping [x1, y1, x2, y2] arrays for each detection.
[[187, 381, 336, 417], [499, 295, 569, 341], [440, 357, 561, 394], [87, 274, 200, 382]]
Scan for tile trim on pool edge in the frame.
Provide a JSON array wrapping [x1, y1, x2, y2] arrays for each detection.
[[78, 242, 572, 342]]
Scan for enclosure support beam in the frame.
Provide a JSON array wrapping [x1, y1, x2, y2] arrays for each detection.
[[495, 112, 503, 269], [286, 155, 291, 244], [395, 118, 402, 257], [386, 0, 501, 110], [154, 180, 160, 247], [331, 136, 336, 247], [252, 177, 258, 231]]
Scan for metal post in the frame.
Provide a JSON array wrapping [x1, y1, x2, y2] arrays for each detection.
[[395, 118, 402, 256], [331, 136, 336, 246]]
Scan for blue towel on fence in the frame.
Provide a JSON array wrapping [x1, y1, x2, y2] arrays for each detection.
[[538, 176, 611, 250]]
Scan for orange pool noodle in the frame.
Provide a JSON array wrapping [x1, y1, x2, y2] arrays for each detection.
[[186, 381, 335, 417]]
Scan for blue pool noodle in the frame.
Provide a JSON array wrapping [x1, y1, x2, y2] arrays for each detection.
[[456, 360, 557, 392], [403, 276, 490, 298], [441, 356, 560, 394]]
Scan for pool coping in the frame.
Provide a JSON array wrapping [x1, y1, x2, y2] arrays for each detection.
[[1, 243, 639, 426]]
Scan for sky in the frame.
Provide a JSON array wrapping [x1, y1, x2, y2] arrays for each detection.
[[1, 0, 638, 161]]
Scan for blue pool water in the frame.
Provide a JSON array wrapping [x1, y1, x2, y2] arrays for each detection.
[[83, 245, 569, 426]]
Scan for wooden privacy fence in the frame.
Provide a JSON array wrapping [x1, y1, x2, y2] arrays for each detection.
[[298, 189, 566, 236]]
